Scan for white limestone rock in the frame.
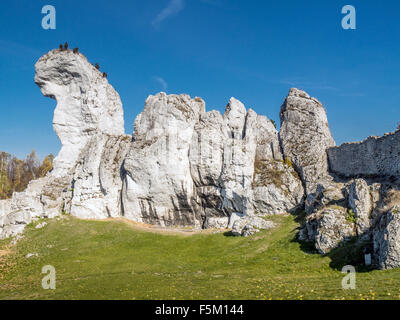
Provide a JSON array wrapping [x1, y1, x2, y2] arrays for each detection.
[[219, 99, 257, 216], [231, 216, 275, 237], [279, 88, 335, 194], [373, 210, 400, 269], [304, 182, 347, 215], [203, 217, 229, 229], [122, 93, 205, 227], [328, 131, 400, 179], [252, 159, 304, 215], [69, 134, 131, 219], [35, 222, 48, 229], [1, 49, 127, 239], [255, 115, 282, 162], [348, 179, 372, 237], [189, 110, 227, 222], [34, 49, 125, 177], [311, 206, 356, 254]]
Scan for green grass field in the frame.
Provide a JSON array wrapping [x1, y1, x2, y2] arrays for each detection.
[[0, 214, 399, 300]]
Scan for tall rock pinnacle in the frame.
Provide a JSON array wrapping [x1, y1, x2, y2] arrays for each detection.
[[34, 49, 125, 177], [279, 88, 335, 193]]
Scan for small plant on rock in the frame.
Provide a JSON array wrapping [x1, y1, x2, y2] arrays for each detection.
[[284, 157, 293, 168], [346, 209, 358, 224]]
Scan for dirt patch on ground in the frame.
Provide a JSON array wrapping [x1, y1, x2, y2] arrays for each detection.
[[0, 248, 11, 259], [99, 217, 227, 236]]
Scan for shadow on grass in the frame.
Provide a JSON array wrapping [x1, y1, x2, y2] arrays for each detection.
[[223, 231, 236, 237], [326, 238, 375, 273], [292, 229, 375, 273], [290, 209, 375, 273]]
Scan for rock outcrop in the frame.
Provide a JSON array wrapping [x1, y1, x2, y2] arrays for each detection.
[[1, 49, 305, 239], [0, 49, 127, 238], [69, 133, 131, 219], [122, 93, 206, 227], [328, 131, 400, 179], [3, 48, 400, 271], [121, 94, 303, 228], [373, 209, 400, 269], [34, 49, 125, 177], [279, 88, 335, 194]]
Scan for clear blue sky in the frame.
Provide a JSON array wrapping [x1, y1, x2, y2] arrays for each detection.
[[1, 0, 399, 159]]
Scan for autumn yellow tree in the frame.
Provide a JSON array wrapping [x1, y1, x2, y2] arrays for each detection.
[[39, 154, 54, 177], [0, 150, 54, 199]]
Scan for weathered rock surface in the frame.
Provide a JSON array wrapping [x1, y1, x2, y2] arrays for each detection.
[[374, 210, 400, 269], [252, 159, 304, 214], [348, 179, 372, 237], [1, 49, 127, 239], [4, 48, 400, 270], [69, 133, 131, 219], [122, 93, 205, 227], [328, 131, 400, 179], [231, 216, 275, 237], [121, 93, 303, 229], [34, 49, 125, 177], [306, 206, 356, 254], [279, 88, 335, 194]]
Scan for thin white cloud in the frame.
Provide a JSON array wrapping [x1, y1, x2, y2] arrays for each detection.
[[278, 79, 340, 92], [154, 76, 168, 92], [152, 0, 185, 28], [276, 78, 365, 97]]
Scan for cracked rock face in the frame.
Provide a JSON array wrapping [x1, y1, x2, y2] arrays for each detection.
[[252, 159, 304, 215], [374, 210, 400, 269], [122, 93, 206, 227], [310, 206, 356, 254], [1, 49, 127, 239], [279, 88, 335, 194], [328, 131, 400, 179], [69, 134, 131, 219], [349, 179, 372, 237], [121, 94, 304, 228], [34, 50, 125, 177]]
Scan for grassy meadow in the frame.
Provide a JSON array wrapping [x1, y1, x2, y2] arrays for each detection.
[[1, 214, 399, 300]]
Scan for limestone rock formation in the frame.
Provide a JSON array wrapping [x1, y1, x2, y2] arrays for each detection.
[[373, 209, 400, 269], [121, 94, 302, 228], [348, 179, 372, 238], [69, 133, 131, 219], [3, 47, 400, 271], [328, 131, 400, 179], [231, 215, 275, 237], [0, 49, 127, 238], [2, 50, 307, 239], [252, 159, 304, 215], [122, 93, 205, 227], [306, 206, 356, 254], [279, 88, 335, 194], [34, 49, 125, 177]]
